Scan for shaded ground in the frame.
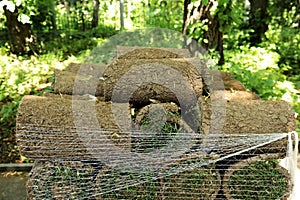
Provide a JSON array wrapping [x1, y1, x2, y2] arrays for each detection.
[[0, 129, 21, 163], [0, 172, 28, 200]]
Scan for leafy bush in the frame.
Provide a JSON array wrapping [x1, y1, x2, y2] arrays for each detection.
[[42, 25, 118, 59], [85, 28, 184, 64], [265, 1, 300, 77], [0, 48, 78, 141], [221, 46, 298, 101], [221, 46, 299, 131], [264, 25, 300, 77]]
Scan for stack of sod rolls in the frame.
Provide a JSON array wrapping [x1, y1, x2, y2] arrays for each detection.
[[16, 46, 296, 199]]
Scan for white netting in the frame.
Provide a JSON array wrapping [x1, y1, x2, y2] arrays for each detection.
[[17, 125, 297, 199]]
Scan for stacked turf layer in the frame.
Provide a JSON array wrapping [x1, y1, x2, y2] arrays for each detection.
[[222, 154, 292, 200], [17, 95, 295, 159]]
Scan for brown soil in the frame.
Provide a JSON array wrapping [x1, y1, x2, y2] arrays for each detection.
[[103, 58, 204, 103], [53, 63, 106, 96], [16, 94, 132, 159], [115, 46, 191, 59], [201, 98, 296, 134]]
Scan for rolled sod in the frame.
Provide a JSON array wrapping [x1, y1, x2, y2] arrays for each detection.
[[16, 95, 132, 159], [210, 90, 261, 101], [160, 155, 221, 199], [132, 102, 196, 154], [53, 63, 106, 96], [95, 166, 159, 200], [202, 70, 247, 92], [115, 45, 191, 59], [200, 98, 296, 134], [26, 160, 96, 200], [103, 58, 204, 103], [222, 153, 292, 200]]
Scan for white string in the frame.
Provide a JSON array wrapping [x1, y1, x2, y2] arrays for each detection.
[[287, 131, 298, 200]]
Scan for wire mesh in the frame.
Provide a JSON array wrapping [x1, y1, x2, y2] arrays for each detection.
[[17, 124, 297, 199]]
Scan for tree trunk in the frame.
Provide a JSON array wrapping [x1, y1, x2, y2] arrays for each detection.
[[64, 0, 70, 13], [248, 0, 268, 45], [81, 11, 85, 31], [78, 0, 85, 31], [182, 0, 224, 65], [51, 0, 57, 35], [182, 0, 191, 35], [3, 6, 38, 55], [92, 0, 100, 28], [205, 13, 224, 65], [119, 0, 125, 30]]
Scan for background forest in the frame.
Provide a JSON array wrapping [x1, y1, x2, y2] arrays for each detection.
[[0, 0, 299, 163]]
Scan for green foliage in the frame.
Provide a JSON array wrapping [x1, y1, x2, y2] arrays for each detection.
[[146, 0, 183, 31], [188, 0, 244, 45], [31, 0, 56, 31], [128, 0, 183, 31], [264, 24, 300, 77], [85, 28, 183, 64], [261, 0, 300, 78], [0, 99, 19, 139], [297, 120, 300, 134], [221, 46, 299, 101], [0, 47, 78, 140], [216, 0, 244, 33], [39, 24, 118, 59]]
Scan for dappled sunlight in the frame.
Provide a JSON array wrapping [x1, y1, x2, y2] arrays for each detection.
[[0, 2, 298, 199], [0, 50, 83, 108], [222, 46, 299, 106]]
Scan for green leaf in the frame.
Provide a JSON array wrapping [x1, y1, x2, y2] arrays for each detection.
[[202, 0, 209, 6]]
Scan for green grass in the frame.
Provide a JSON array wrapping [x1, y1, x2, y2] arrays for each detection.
[[97, 167, 158, 199], [133, 111, 180, 153], [228, 159, 289, 199], [27, 161, 93, 199], [161, 158, 220, 199]]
